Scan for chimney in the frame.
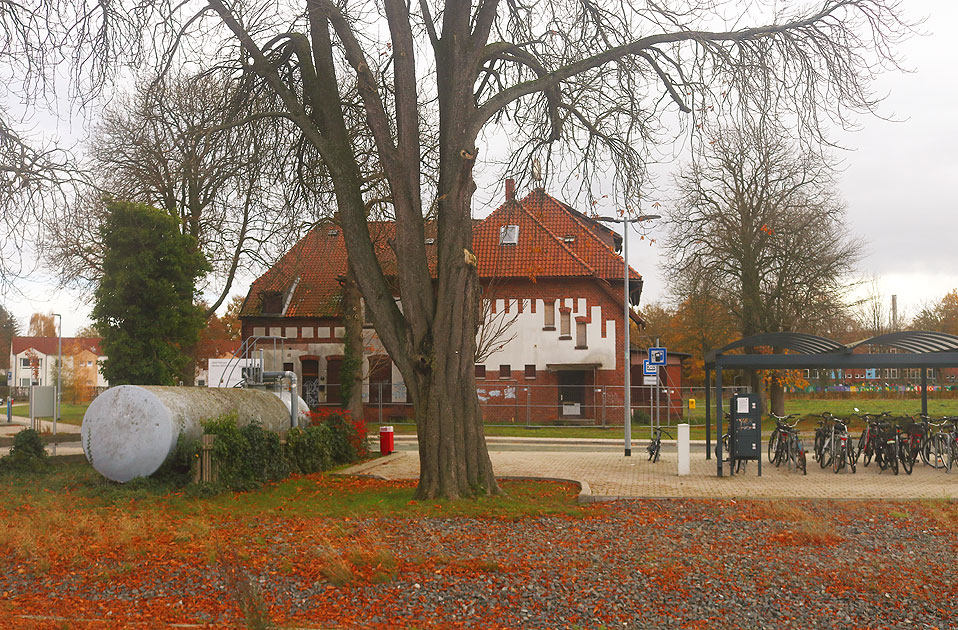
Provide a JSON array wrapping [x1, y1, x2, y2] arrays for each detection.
[[505, 178, 515, 203]]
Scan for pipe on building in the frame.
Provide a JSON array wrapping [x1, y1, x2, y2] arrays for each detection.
[[263, 371, 299, 428], [81, 385, 301, 483]]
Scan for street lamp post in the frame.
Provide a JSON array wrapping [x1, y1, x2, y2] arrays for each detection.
[[53, 313, 62, 441], [594, 214, 660, 456]]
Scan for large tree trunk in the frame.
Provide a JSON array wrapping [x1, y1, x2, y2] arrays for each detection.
[[341, 266, 365, 420], [414, 280, 498, 499]]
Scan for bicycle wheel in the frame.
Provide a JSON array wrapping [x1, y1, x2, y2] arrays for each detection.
[[856, 429, 867, 462], [815, 430, 827, 463], [934, 434, 949, 469], [847, 440, 856, 474], [653, 442, 661, 463], [833, 441, 844, 474], [888, 442, 899, 475], [798, 441, 807, 475], [947, 439, 958, 473], [899, 438, 913, 475], [647, 439, 657, 461], [820, 437, 833, 469], [862, 432, 874, 467], [768, 428, 780, 464], [919, 434, 930, 467]]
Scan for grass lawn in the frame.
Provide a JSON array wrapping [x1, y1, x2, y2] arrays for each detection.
[[370, 396, 958, 442], [10, 402, 90, 426]]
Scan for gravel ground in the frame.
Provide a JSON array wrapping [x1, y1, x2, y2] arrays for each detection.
[[2, 497, 956, 629]]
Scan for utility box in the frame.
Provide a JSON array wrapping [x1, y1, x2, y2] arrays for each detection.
[[729, 393, 762, 473]]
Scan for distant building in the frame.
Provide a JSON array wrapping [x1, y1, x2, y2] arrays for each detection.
[[7, 337, 108, 395]]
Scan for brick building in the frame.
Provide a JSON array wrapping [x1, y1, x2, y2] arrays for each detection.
[[239, 183, 678, 423]]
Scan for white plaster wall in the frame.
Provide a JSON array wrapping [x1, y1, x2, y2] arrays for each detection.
[[481, 298, 617, 369]]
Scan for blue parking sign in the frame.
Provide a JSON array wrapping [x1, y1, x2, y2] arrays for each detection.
[[649, 347, 667, 366], [643, 359, 657, 376]]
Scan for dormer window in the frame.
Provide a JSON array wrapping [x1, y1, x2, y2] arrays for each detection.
[[499, 224, 519, 245], [259, 290, 283, 314], [563, 235, 576, 243], [327, 228, 339, 236]]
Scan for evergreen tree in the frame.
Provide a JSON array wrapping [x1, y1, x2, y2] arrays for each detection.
[[92, 201, 210, 385], [0, 305, 18, 371]]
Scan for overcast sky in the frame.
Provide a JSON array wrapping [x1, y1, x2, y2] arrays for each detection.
[[4, 0, 956, 336]]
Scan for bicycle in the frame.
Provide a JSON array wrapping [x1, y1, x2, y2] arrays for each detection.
[[768, 413, 805, 474], [874, 421, 899, 475], [768, 413, 798, 466], [830, 418, 856, 474], [646, 426, 673, 463]]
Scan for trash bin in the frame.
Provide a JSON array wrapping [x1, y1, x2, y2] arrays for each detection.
[[380, 425, 394, 455]]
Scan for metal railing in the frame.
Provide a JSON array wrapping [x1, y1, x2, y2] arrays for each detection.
[[306, 381, 750, 428]]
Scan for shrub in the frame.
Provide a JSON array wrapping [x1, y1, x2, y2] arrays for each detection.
[[308, 409, 369, 462], [202, 413, 289, 491], [285, 425, 335, 474], [631, 409, 652, 425], [10, 429, 46, 459], [0, 429, 49, 473]]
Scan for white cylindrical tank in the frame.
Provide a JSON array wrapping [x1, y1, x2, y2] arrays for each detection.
[[81, 385, 309, 483]]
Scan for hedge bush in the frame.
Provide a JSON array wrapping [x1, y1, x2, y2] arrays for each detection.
[[0, 429, 49, 473], [190, 410, 368, 491], [199, 413, 289, 491], [307, 408, 369, 462], [285, 424, 335, 474]]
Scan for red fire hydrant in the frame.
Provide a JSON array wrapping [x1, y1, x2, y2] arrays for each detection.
[[379, 425, 394, 455]]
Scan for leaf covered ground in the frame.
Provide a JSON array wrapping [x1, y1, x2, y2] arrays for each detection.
[[0, 464, 956, 629]]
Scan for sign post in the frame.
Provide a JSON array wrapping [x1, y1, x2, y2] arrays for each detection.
[[649, 346, 667, 431]]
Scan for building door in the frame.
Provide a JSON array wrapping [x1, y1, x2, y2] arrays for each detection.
[[301, 358, 320, 408], [368, 355, 392, 404], [326, 358, 343, 405], [558, 370, 587, 418]]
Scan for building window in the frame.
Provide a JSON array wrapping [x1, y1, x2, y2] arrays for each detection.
[[575, 321, 587, 349], [543, 300, 555, 329], [499, 224, 519, 245], [20, 358, 30, 368], [260, 290, 283, 314], [524, 364, 536, 379], [283, 362, 294, 372], [559, 310, 571, 338], [499, 364, 511, 379], [475, 365, 486, 379]]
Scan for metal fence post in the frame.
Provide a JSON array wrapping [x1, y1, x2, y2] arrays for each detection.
[[526, 386, 531, 426]]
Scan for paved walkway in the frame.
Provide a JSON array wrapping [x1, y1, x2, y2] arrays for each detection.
[[0, 416, 84, 456], [345, 436, 958, 501]]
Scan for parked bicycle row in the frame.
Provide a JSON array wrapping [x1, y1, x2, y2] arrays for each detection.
[[645, 410, 958, 476], [767, 411, 958, 475]]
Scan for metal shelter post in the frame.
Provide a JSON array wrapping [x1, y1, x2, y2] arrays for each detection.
[[716, 365, 723, 477], [921, 368, 928, 416], [705, 366, 711, 460]]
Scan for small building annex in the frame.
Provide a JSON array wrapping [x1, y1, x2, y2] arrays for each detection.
[[239, 182, 654, 424]]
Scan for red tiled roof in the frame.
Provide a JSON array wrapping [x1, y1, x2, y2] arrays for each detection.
[[474, 188, 641, 281], [11, 337, 103, 356], [242, 189, 642, 319]]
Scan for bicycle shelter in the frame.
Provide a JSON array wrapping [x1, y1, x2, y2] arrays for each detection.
[[704, 331, 958, 477]]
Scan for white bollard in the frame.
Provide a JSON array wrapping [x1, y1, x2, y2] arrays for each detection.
[[677, 423, 690, 476]]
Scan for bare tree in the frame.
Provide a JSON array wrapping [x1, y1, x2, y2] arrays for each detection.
[[0, 0, 144, 287], [45, 72, 310, 315], [666, 123, 862, 411], [9, 0, 910, 498]]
